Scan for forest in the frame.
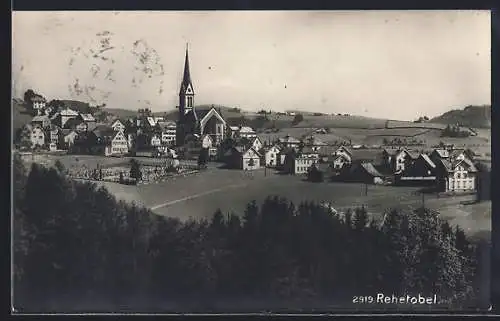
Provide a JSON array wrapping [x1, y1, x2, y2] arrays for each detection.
[[13, 153, 482, 312]]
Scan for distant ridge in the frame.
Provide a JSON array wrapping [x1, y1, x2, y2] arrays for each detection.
[[430, 105, 491, 129]]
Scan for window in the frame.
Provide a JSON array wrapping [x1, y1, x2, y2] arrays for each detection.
[[187, 96, 193, 107]]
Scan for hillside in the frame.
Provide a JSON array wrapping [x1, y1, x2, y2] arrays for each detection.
[[430, 105, 491, 128]]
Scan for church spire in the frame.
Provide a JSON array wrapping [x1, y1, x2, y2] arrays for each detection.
[[180, 43, 193, 95]]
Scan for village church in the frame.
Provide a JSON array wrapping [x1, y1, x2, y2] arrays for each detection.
[[176, 45, 227, 146]]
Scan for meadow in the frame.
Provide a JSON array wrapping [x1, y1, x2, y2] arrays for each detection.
[[97, 167, 491, 240]]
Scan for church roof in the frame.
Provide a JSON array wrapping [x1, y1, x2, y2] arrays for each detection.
[[179, 45, 194, 95]]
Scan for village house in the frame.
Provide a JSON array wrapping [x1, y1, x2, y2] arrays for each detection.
[[224, 146, 262, 170], [429, 149, 450, 163], [284, 147, 319, 175], [395, 154, 438, 186], [248, 136, 263, 152], [30, 95, 47, 115], [56, 107, 80, 128], [333, 146, 353, 162], [104, 130, 129, 156], [278, 135, 302, 149], [382, 148, 419, 174], [264, 144, 282, 167], [159, 121, 177, 146], [303, 135, 328, 152], [150, 134, 162, 148], [62, 129, 78, 149], [434, 157, 478, 193], [341, 161, 384, 184], [31, 115, 51, 129], [79, 113, 97, 131], [30, 126, 46, 149], [331, 153, 351, 171], [238, 126, 257, 139], [228, 126, 240, 139], [63, 117, 89, 132], [48, 125, 63, 150], [111, 119, 126, 132]]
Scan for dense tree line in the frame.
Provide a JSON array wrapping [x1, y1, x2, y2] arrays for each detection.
[[13, 153, 481, 312], [441, 124, 471, 138]]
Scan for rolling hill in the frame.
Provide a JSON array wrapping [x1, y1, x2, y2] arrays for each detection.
[[430, 105, 491, 128]]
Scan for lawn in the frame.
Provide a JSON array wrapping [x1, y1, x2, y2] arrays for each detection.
[[96, 167, 490, 240]]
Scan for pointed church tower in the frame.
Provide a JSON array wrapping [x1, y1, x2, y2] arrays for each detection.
[[179, 44, 195, 116]]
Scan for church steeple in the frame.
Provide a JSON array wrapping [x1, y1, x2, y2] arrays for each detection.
[[179, 43, 195, 115]]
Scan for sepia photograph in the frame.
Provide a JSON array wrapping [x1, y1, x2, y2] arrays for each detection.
[[11, 10, 492, 313]]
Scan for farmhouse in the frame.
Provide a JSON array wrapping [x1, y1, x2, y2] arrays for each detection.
[[343, 162, 384, 185], [435, 157, 478, 192], [224, 146, 261, 170], [264, 144, 282, 167], [382, 148, 419, 174], [176, 46, 227, 146], [395, 154, 438, 186], [31, 115, 51, 129], [30, 126, 46, 148]]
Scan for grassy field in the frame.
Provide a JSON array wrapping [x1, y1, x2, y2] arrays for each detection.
[[96, 167, 491, 240]]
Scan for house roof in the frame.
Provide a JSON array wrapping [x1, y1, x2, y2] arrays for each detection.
[[239, 126, 255, 133], [359, 162, 383, 177], [31, 95, 46, 102], [304, 136, 327, 146], [31, 115, 49, 122], [300, 146, 318, 155], [420, 154, 437, 168], [449, 149, 466, 159], [60, 108, 79, 116], [93, 125, 115, 138], [407, 150, 420, 159], [63, 117, 84, 129], [433, 149, 449, 158], [350, 149, 381, 162], [335, 146, 352, 156], [230, 126, 240, 131], [80, 113, 96, 122], [279, 135, 301, 144]]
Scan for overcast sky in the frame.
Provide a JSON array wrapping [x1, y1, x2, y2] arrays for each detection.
[[12, 11, 490, 120]]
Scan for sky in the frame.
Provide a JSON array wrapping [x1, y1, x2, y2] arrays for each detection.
[[12, 11, 490, 120]]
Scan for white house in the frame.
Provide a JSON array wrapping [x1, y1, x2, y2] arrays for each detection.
[[30, 126, 46, 148], [105, 131, 129, 156], [331, 153, 351, 171], [31, 95, 47, 115], [238, 126, 257, 139], [160, 122, 177, 146], [436, 157, 478, 192], [293, 150, 320, 175], [151, 134, 162, 147], [225, 146, 262, 170], [264, 144, 282, 167], [111, 119, 126, 132], [249, 136, 263, 152]]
